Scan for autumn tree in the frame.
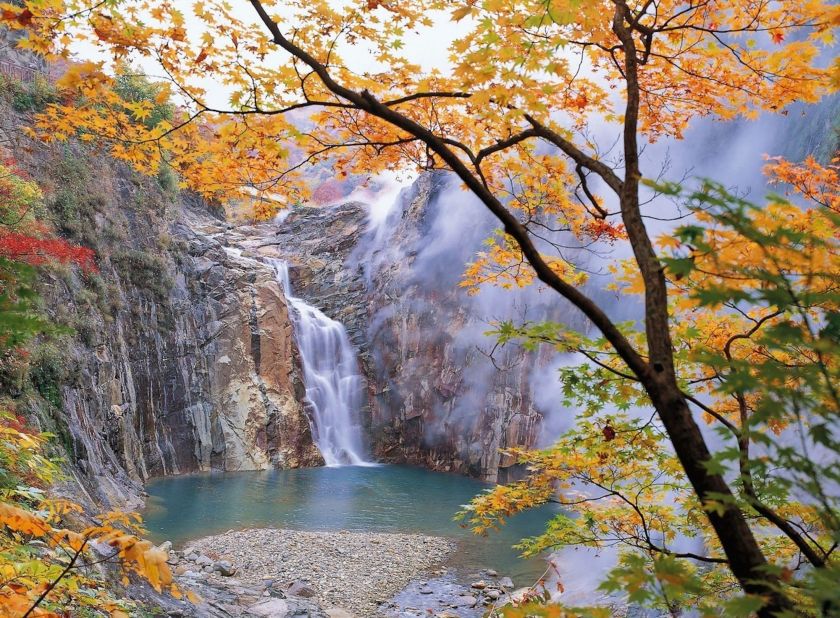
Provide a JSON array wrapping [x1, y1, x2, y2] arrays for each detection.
[[464, 157, 840, 616], [1, 0, 838, 615]]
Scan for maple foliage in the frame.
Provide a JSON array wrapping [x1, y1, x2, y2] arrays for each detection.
[[464, 159, 840, 615], [0, 231, 95, 271], [0, 409, 190, 617], [0, 0, 838, 615]]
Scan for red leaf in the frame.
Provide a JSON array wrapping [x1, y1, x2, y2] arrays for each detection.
[[0, 232, 97, 272], [16, 9, 34, 27]]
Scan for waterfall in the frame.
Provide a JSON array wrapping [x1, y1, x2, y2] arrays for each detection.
[[269, 259, 372, 466]]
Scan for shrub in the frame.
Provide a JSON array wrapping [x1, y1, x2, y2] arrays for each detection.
[[5, 74, 60, 113], [112, 249, 173, 301], [28, 343, 66, 409]]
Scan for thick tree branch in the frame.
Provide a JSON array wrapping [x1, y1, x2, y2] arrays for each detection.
[[248, 0, 650, 381]]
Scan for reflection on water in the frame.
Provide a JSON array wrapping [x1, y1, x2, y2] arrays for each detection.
[[143, 464, 558, 585]]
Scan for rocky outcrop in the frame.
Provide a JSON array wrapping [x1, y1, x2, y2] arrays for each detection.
[[52, 194, 323, 509]]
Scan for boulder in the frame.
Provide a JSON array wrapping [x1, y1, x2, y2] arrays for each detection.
[[214, 560, 236, 576], [458, 595, 478, 607]]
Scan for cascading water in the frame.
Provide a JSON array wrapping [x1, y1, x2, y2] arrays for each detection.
[[269, 259, 371, 466]]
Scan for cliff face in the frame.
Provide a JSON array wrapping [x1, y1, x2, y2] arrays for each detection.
[[359, 175, 546, 482], [0, 112, 321, 507], [230, 174, 548, 482], [52, 193, 322, 510], [2, 85, 546, 498]]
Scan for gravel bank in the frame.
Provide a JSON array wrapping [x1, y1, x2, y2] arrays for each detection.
[[186, 528, 455, 616]]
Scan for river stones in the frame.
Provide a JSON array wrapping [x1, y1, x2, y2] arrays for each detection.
[[498, 577, 514, 590], [185, 528, 454, 616]]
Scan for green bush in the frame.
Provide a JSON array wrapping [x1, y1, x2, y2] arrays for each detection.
[[4, 74, 60, 113], [29, 344, 66, 409], [113, 71, 174, 129], [112, 250, 173, 301], [156, 162, 180, 195]]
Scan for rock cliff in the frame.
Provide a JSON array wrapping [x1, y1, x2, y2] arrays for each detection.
[[0, 110, 322, 507], [226, 173, 551, 482], [2, 75, 552, 497]]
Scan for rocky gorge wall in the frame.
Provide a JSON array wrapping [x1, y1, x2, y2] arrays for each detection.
[[1, 54, 561, 499], [0, 101, 322, 508], [229, 173, 557, 483]]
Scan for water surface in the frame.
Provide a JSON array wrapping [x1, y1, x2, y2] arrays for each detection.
[[143, 464, 558, 585]]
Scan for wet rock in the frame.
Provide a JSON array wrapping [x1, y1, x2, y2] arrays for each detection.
[[470, 581, 487, 590], [498, 577, 514, 590], [263, 175, 549, 484], [458, 595, 478, 607]]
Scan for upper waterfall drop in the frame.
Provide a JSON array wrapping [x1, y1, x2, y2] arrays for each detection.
[[269, 259, 372, 467]]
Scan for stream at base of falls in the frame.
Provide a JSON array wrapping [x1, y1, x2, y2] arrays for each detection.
[[143, 464, 558, 588]]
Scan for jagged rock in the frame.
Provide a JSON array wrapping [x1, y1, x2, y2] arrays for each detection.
[[260, 176, 549, 482]]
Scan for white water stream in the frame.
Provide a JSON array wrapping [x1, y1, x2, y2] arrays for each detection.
[[270, 259, 371, 466]]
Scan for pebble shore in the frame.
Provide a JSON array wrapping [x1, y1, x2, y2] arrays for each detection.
[[185, 528, 456, 616]]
